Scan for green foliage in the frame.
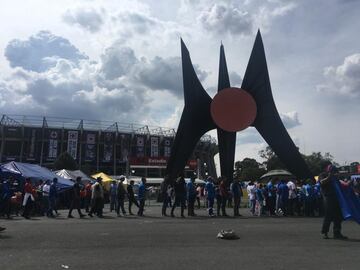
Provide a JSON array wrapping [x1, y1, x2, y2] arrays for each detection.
[[257, 146, 338, 176], [234, 158, 266, 182], [53, 152, 78, 170], [303, 152, 336, 176], [258, 146, 286, 171]]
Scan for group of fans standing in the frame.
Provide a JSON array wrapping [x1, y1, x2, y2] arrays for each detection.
[[0, 175, 148, 222], [1, 169, 359, 235]]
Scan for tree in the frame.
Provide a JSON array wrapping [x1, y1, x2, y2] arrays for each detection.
[[303, 152, 336, 176], [258, 146, 285, 171], [53, 152, 78, 170], [234, 158, 266, 182], [258, 146, 338, 176]]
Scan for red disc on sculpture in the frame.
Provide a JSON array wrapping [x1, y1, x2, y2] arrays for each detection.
[[210, 87, 257, 132]]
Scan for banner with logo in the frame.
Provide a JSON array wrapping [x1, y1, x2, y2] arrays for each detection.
[[164, 138, 171, 157], [103, 132, 113, 162], [85, 133, 96, 162], [120, 134, 130, 162], [27, 129, 37, 160], [136, 136, 145, 157], [150, 137, 159, 157], [48, 130, 59, 159], [67, 131, 78, 160]]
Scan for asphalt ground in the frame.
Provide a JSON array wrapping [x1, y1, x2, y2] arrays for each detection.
[[0, 203, 359, 270]]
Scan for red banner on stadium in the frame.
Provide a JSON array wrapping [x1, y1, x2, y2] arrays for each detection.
[[357, 164, 360, 174], [129, 157, 197, 168]]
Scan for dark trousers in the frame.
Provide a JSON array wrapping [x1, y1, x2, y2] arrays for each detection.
[[267, 196, 276, 215], [288, 198, 296, 216], [138, 199, 145, 216], [117, 198, 126, 215], [196, 197, 200, 208], [110, 195, 117, 212], [187, 196, 196, 216], [216, 196, 222, 216], [128, 196, 139, 214], [233, 197, 240, 216], [89, 198, 103, 217], [304, 198, 314, 217], [0, 198, 11, 218], [162, 196, 170, 215], [68, 198, 83, 216], [321, 196, 343, 235], [171, 195, 185, 216], [84, 196, 91, 212], [221, 196, 227, 216], [207, 197, 214, 215]]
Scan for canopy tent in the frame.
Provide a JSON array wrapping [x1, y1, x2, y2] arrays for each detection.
[[55, 169, 95, 184], [91, 172, 115, 191], [126, 177, 206, 186], [0, 162, 73, 191], [260, 169, 295, 180]]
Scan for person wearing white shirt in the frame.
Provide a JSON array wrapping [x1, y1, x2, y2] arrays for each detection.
[[247, 182, 256, 215]]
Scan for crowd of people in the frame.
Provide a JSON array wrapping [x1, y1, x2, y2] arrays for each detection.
[[1, 167, 359, 237]]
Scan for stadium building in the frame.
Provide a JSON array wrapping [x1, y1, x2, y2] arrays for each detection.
[[0, 115, 218, 179]]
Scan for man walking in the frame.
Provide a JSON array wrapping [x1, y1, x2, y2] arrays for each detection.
[[231, 179, 242, 217], [127, 180, 139, 215], [47, 178, 59, 218], [116, 177, 127, 217], [205, 177, 215, 217], [320, 165, 348, 240], [137, 177, 147, 216], [88, 177, 104, 218], [68, 177, 86, 218], [171, 176, 186, 218], [186, 176, 197, 216]]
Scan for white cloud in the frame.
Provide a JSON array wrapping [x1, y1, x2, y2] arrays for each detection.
[[4, 31, 87, 72], [280, 111, 301, 129], [100, 44, 138, 80], [198, 3, 253, 36], [317, 53, 360, 97], [134, 56, 208, 97], [63, 8, 105, 33]]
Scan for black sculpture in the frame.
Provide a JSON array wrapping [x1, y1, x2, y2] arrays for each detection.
[[165, 30, 313, 184]]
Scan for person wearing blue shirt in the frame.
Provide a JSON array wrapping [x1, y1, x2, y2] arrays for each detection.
[[231, 179, 242, 217], [205, 177, 215, 217], [266, 178, 276, 216], [109, 180, 117, 212], [47, 178, 58, 218], [137, 177, 146, 216], [277, 180, 289, 216], [303, 180, 315, 217]]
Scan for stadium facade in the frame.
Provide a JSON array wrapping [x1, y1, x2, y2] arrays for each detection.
[[0, 115, 218, 178]]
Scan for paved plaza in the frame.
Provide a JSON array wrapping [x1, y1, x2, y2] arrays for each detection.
[[1, 204, 359, 270]]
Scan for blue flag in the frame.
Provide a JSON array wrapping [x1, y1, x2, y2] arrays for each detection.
[[333, 180, 360, 224]]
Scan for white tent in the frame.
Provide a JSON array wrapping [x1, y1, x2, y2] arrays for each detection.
[[55, 169, 94, 184]]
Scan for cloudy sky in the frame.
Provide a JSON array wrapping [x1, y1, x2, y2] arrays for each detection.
[[0, 0, 359, 166]]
